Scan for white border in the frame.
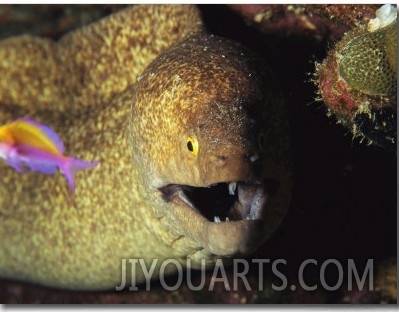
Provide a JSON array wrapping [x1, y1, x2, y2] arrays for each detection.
[[0, 1, 397, 310], [0, 0, 394, 4]]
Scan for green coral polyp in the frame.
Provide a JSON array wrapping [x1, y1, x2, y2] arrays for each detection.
[[338, 21, 397, 96]]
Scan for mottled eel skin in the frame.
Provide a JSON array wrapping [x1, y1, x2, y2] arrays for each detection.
[[0, 5, 292, 290]]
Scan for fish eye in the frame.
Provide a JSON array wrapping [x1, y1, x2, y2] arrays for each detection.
[[186, 135, 199, 156]]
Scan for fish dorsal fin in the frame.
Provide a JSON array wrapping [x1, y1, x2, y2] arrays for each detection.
[[12, 118, 65, 155]]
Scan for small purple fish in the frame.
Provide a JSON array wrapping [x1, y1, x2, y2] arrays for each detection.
[[0, 117, 98, 191]]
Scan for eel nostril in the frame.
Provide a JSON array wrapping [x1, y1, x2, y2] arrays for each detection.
[[215, 150, 258, 166], [216, 156, 227, 166], [249, 153, 259, 163]]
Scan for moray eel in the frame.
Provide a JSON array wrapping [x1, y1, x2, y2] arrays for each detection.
[[0, 5, 292, 290]]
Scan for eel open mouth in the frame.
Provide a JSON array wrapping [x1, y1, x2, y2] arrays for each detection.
[[159, 179, 277, 223]]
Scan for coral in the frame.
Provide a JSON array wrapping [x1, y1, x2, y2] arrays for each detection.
[[315, 4, 397, 150], [228, 4, 380, 42], [0, 5, 126, 40]]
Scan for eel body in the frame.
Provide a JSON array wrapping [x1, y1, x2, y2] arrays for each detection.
[[0, 5, 292, 290]]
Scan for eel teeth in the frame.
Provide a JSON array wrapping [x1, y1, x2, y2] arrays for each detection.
[[160, 179, 271, 223], [176, 189, 196, 210], [228, 182, 237, 195], [248, 186, 265, 220]]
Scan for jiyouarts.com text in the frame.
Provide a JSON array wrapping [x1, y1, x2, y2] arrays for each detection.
[[116, 258, 373, 292]]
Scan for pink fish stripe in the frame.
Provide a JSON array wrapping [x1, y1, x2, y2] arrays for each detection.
[[16, 145, 98, 191]]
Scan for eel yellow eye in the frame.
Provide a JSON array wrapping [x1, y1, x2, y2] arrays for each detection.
[[186, 135, 199, 156]]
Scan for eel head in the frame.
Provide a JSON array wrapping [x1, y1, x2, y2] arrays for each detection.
[[130, 33, 290, 265]]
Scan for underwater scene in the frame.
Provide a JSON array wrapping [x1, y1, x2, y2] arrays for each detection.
[[0, 4, 396, 304]]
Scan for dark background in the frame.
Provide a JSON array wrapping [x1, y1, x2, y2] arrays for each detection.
[[200, 4, 397, 303]]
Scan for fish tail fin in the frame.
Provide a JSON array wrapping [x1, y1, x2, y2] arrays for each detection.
[[61, 157, 98, 192]]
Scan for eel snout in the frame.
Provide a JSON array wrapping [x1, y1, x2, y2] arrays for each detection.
[[165, 183, 271, 258], [159, 174, 278, 258]]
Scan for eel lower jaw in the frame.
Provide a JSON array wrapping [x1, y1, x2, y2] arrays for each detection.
[[159, 180, 272, 223], [158, 179, 276, 257]]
